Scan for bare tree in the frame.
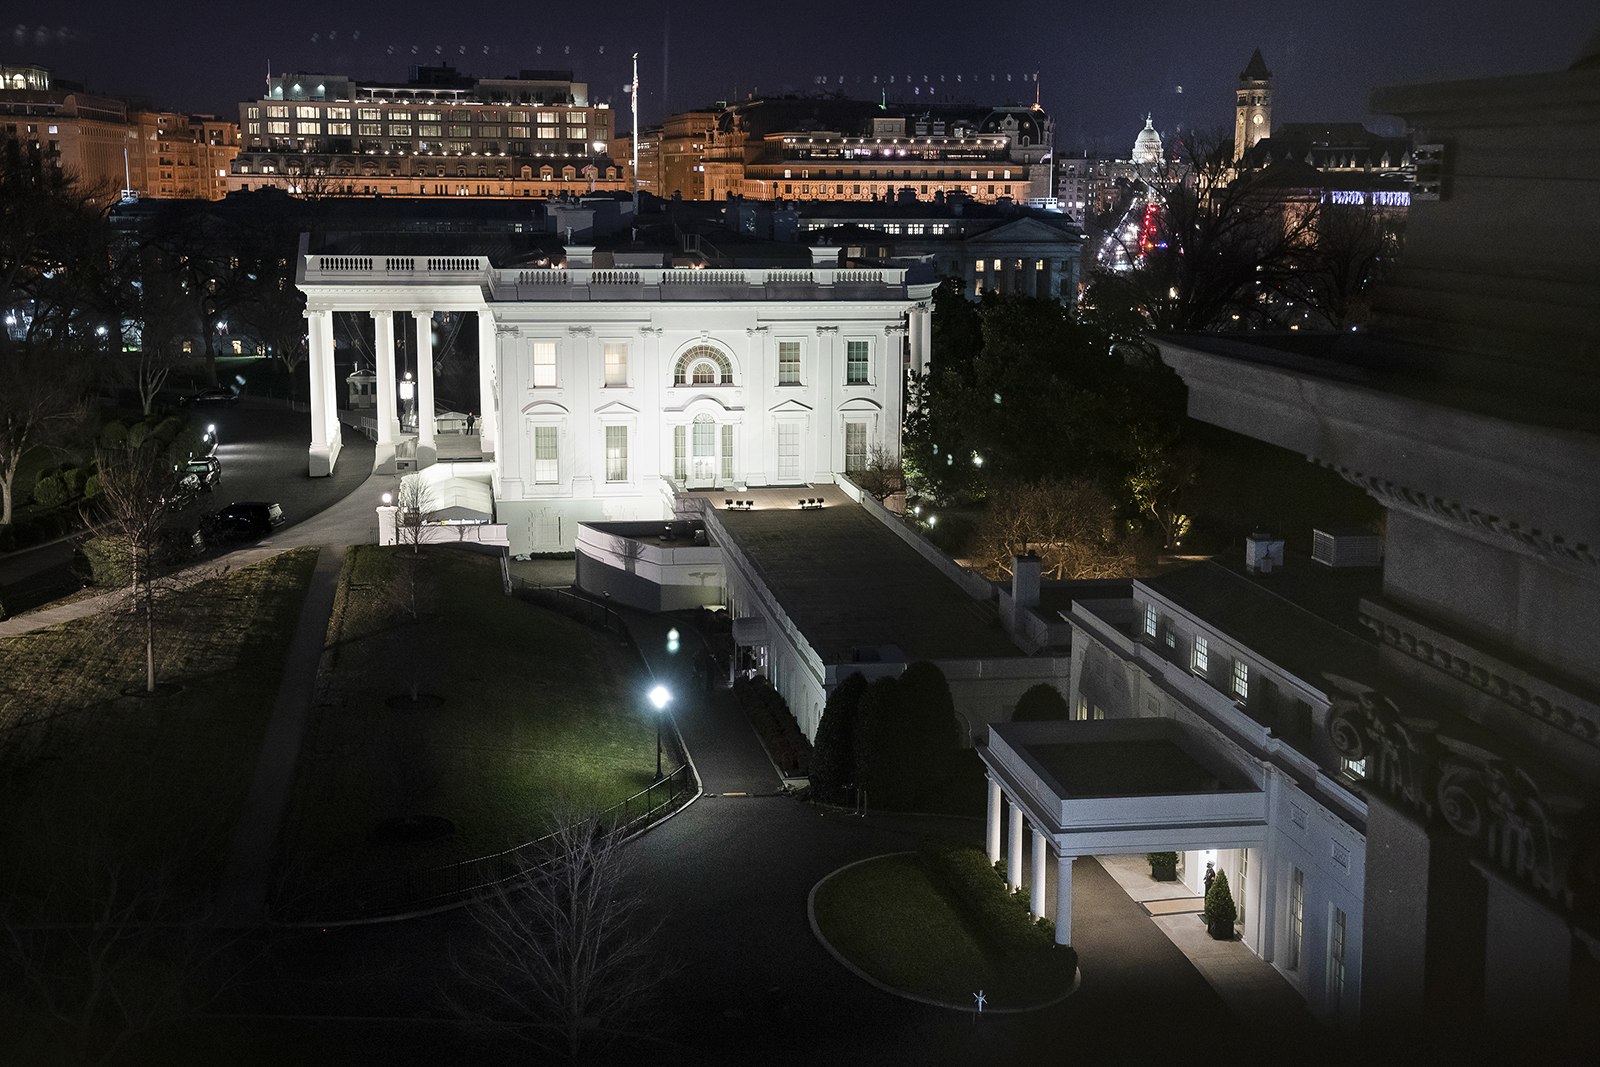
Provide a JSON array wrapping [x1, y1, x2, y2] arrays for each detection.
[[851, 444, 906, 507], [968, 478, 1137, 581], [88, 442, 204, 693], [447, 810, 670, 1061], [393, 475, 439, 556]]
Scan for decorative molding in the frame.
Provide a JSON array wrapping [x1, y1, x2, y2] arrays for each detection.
[[567, 326, 593, 336], [494, 323, 521, 337], [815, 325, 839, 334], [638, 325, 665, 336], [1359, 605, 1600, 747], [883, 324, 908, 335], [1323, 672, 1595, 917], [1318, 459, 1597, 568], [745, 326, 769, 336]]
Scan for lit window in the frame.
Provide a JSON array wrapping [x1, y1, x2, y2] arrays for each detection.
[[1232, 659, 1250, 700], [673, 425, 687, 481], [531, 341, 556, 387], [1144, 604, 1158, 638], [778, 341, 800, 385], [845, 422, 867, 472], [1328, 907, 1347, 1015], [1288, 868, 1304, 971], [692, 362, 716, 385], [1192, 634, 1209, 674], [846, 340, 869, 385], [603, 342, 628, 386], [605, 425, 628, 482], [721, 424, 734, 481], [534, 426, 558, 483], [296, 106, 319, 119]]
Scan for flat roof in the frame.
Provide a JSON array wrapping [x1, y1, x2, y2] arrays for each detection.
[[715, 498, 1025, 663], [993, 719, 1259, 800]]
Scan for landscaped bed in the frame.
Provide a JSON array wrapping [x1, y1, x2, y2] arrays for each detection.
[[276, 544, 668, 906], [0, 548, 321, 910], [811, 842, 1077, 1010]]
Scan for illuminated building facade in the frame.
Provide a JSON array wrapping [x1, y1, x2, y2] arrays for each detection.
[[1236, 48, 1273, 160], [228, 66, 626, 199]]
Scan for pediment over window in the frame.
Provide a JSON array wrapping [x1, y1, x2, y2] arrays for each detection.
[[769, 398, 815, 414], [838, 397, 883, 412], [593, 400, 641, 417], [666, 393, 741, 413], [520, 400, 570, 415]]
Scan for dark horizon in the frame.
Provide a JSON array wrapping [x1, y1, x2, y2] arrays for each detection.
[[7, 1, 1595, 148]]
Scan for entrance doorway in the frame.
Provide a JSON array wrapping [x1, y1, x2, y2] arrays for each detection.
[[691, 414, 716, 486]]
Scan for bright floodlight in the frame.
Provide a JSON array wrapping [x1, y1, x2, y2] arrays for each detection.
[[649, 685, 671, 710]]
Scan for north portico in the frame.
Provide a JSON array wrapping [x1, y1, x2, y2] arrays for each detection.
[[295, 243, 934, 554]]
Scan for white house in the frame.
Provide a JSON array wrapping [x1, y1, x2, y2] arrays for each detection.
[[295, 244, 934, 555]]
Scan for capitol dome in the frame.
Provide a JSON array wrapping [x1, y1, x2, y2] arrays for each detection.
[[1133, 114, 1162, 164]]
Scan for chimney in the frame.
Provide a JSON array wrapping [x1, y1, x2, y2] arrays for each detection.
[[1012, 552, 1041, 608], [809, 245, 841, 267]]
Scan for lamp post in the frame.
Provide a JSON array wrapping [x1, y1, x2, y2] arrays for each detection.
[[649, 684, 671, 782]]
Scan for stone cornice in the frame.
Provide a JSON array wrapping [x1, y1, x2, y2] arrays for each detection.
[[1320, 460, 1598, 569]]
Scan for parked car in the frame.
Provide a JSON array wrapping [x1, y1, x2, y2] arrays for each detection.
[[201, 501, 284, 543], [178, 456, 221, 492], [180, 387, 238, 407]]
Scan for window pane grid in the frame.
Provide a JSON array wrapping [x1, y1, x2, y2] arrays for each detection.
[[845, 422, 867, 473], [532, 342, 556, 387], [721, 424, 734, 481], [604, 342, 628, 386], [846, 340, 869, 384], [605, 426, 627, 482], [534, 426, 557, 483], [779, 341, 801, 385], [1232, 659, 1250, 700], [673, 425, 686, 481]]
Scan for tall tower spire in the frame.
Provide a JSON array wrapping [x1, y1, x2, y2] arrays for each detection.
[[1235, 48, 1273, 161]]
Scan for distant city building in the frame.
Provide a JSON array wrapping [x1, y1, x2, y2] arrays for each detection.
[[0, 63, 238, 201], [643, 96, 1054, 206], [1132, 114, 1162, 164], [1235, 48, 1274, 160], [228, 66, 626, 199]]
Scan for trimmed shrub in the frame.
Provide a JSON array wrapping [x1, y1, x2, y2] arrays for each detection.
[[83, 474, 100, 500], [126, 422, 151, 449], [30, 473, 69, 509], [1148, 851, 1179, 881], [60, 467, 85, 497], [853, 662, 959, 809], [80, 535, 133, 587], [99, 420, 129, 450], [731, 676, 813, 777], [1013, 683, 1070, 722], [810, 671, 869, 802], [918, 837, 1077, 984], [1204, 868, 1237, 926], [151, 415, 184, 447]]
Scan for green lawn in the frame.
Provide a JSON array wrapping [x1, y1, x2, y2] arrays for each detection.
[[813, 853, 1074, 1009], [0, 548, 320, 912], [276, 545, 665, 905]]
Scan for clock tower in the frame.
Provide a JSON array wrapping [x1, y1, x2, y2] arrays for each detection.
[[1235, 48, 1273, 161]]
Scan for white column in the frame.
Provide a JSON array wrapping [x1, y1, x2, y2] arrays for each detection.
[[371, 310, 398, 472], [476, 310, 497, 456], [986, 778, 1003, 864], [1055, 855, 1076, 945], [1031, 827, 1049, 919], [1007, 801, 1024, 891], [412, 310, 436, 466], [307, 310, 328, 455], [320, 309, 340, 458]]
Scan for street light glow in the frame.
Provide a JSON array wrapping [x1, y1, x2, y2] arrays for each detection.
[[649, 685, 671, 710]]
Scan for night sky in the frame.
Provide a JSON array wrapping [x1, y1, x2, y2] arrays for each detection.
[[8, 1, 1596, 148]]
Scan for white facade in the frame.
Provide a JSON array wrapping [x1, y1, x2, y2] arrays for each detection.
[[296, 251, 934, 555], [1062, 581, 1368, 1027]]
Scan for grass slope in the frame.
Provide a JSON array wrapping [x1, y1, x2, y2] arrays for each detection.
[[277, 545, 662, 900]]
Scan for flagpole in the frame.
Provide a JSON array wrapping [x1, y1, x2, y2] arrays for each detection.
[[632, 52, 640, 204]]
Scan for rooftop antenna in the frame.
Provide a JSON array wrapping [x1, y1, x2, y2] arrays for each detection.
[[631, 52, 640, 204]]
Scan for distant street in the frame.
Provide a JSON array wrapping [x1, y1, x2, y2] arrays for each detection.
[[0, 399, 373, 616]]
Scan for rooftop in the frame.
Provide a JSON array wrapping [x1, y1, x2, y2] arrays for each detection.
[[712, 498, 1025, 664]]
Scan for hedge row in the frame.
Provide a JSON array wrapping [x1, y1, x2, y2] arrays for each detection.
[[918, 837, 1077, 983], [731, 676, 814, 777], [0, 507, 79, 553]]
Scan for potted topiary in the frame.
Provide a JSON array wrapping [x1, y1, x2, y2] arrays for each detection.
[[1204, 869, 1237, 939], [1148, 851, 1179, 882]]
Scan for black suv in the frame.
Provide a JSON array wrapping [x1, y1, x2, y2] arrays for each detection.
[[180, 387, 238, 407], [201, 501, 285, 543]]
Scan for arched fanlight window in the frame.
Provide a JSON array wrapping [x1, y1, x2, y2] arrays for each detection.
[[673, 344, 733, 386]]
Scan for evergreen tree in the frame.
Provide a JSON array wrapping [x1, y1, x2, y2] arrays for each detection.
[[1012, 683, 1070, 722], [809, 672, 869, 803]]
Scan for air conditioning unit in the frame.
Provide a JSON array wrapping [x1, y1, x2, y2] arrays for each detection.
[[1312, 527, 1382, 568], [1245, 531, 1283, 574]]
